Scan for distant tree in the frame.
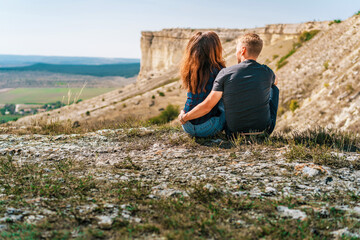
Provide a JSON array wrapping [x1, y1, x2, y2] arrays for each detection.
[[4, 104, 16, 114]]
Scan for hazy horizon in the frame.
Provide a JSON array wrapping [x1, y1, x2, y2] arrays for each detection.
[[1, 0, 359, 58]]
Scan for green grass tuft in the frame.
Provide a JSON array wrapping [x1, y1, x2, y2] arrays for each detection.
[[149, 104, 179, 125], [289, 100, 299, 113]]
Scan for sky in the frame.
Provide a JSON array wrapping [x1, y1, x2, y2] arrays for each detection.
[[0, 0, 359, 59]]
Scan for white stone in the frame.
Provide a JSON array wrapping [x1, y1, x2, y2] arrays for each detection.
[[302, 166, 319, 177], [265, 187, 277, 195], [277, 206, 307, 220], [97, 216, 113, 229], [203, 183, 215, 193]]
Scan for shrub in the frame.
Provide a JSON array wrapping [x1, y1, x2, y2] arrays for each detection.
[[122, 103, 127, 108], [356, 11, 360, 16], [276, 60, 288, 69], [323, 61, 329, 70], [346, 84, 354, 93], [152, 95, 155, 99], [149, 104, 179, 124], [276, 48, 296, 69], [86, 111, 90, 116], [158, 92, 165, 97], [329, 19, 341, 26], [289, 100, 299, 113], [272, 54, 279, 60], [277, 107, 286, 116], [324, 83, 329, 88], [299, 30, 320, 43]]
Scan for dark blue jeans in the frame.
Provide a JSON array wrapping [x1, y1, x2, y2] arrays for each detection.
[[266, 85, 279, 135], [182, 100, 225, 138]]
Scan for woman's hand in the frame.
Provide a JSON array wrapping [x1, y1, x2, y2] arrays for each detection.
[[178, 110, 187, 125]]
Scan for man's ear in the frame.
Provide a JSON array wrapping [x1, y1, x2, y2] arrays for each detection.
[[241, 46, 246, 56]]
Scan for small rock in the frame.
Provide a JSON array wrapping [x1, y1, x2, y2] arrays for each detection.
[[250, 187, 262, 197], [317, 208, 329, 218], [0, 224, 7, 231], [157, 189, 189, 198], [332, 227, 360, 239], [235, 220, 246, 226], [120, 176, 129, 181], [277, 206, 307, 220], [104, 203, 115, 209], [25, 215, 45, 224], [6, 208, 22, 215], [264, 187, 277, 196], [203, 183, 215, 193], [42, 209, 56, 216], [351, 207, 360, 216], [232, 191, 247, 197], [97, 216, 113, 229], [302, 166, 319, 177], [147, 194, 158, 199], [121, 210, 131, 220]]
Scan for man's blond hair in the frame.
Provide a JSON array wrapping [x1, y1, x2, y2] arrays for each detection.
[[237, 33, 263, 58]]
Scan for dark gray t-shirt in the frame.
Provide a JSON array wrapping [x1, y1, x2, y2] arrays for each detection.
[[212, 59, 275, 133]]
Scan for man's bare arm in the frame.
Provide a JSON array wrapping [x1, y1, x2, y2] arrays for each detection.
[[179, 91, 223, 124]]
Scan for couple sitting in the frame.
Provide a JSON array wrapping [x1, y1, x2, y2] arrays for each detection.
[[178, 32, 279, 138]]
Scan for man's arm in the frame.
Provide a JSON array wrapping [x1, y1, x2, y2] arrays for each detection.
[[179, 91, 223, 124]]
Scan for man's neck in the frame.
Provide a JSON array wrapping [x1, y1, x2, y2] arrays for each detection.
[[238, 56, 257, 63]]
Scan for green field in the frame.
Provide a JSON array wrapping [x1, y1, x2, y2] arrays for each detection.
[[0, 114, 20, 122], [0, 88, 116, 104]]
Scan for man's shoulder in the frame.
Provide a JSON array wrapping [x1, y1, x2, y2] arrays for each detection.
[[259, 63, 275, 75], [218, 64, 242, 76]]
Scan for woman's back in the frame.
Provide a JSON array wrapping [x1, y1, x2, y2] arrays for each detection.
[[179, 31, 226, 137], [184, 68, 222, 125]]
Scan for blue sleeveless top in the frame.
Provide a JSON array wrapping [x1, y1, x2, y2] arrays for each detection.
[[184, 68, 222, 125]]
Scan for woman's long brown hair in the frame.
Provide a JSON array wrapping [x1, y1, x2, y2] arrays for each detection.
[[181, 31, 226, 94]]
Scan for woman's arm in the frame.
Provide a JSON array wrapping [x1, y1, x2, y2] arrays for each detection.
[[179, 91, 223, 124]]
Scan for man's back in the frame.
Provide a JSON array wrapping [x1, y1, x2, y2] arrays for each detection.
[[212, 59, 275, 133]]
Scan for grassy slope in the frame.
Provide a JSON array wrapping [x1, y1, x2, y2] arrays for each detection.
[[0, 88, 116, 104]]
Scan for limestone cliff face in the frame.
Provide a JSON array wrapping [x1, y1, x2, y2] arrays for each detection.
[[138, 22, 329, 81]]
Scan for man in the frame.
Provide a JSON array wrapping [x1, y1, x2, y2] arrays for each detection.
[[178, 33, 279, 136]]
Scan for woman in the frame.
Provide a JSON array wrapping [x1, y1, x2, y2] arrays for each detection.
[[179, 31, 226, 137]]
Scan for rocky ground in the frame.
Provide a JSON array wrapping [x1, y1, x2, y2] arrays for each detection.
[[0, 126, 360, 239]]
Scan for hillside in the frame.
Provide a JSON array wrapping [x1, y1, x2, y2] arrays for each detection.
[[274, 16, 360, 133], [0, 63, 140, 78], [13, 21, 333, 127], [0, 54, 139, 67], [0, 55, 140, 89]]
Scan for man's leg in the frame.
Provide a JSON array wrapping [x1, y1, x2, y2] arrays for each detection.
[[266, 85, 279, 135]]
